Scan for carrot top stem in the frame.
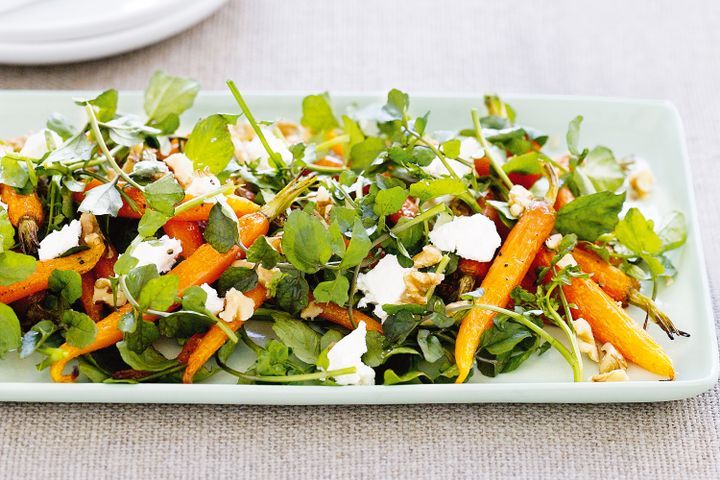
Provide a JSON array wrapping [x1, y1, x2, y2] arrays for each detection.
[[471, 108, 513, 189], [628, 289, 689, 340], [259, 173, 318, 220]]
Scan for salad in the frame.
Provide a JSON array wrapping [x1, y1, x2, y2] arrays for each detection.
[[0, 72, 689, 386]]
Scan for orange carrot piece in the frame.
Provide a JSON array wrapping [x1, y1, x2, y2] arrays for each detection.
[[93, 243, 118, 280], [314, 301, 383, 333], [572, 247, 640, 305], [458, 259, 491, 279], [1, 184, 45, 254], [80, 272, 103, 322], [0, 241, 106, 304], [554, 185, 575, 210], [455, 202, 556, 383], [163, 220, 204, 258], [49, 243, 244, 382], [536, 249, 675, 379]]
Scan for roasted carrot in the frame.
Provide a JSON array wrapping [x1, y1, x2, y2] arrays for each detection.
[[458, 259, 491, 279], [80, 272, 103, 321], [314, 301, 383, 333], [0, 184, 44, 254], [163, 220, 204, 257], [473, 156, 540, 188], [93, 243, 118, 280], [554, 185, 575, 210], [455, 201, 556, 383], [49, 243, 245, 382], [535, 248, 675, 379]]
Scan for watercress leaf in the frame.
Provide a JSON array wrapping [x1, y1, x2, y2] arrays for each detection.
[[417, 329, 444, 363], [46, 113, 76, 140], [61, 310, 97, 348], [342, 115, 364, 149], [273, 269, 309, 315], [272, 316, 321, 364], [124, 319, 159, 353], [321, 329, 345, 352], [117, 341, 176, 372], [361, 331, 386, 367], [144, 174, 184, 215], [339, 220, 371, 269], [20, 319, 56, 358], [350, 137, 385, 170], [577, 146, 624, 192], [383, 369, 428, 385], [281, 210, 333, 273], [125, 264, 159, 300], [659, 211, 687, 252], [615, 207, 663, 256], [78, 178, 123, 216], [0, 251, 37, 286], [409, 177, 466, 202], [0, 209, 15, 252], [86, 89, 118, 123], [77, 358, 109, 383], [148, 113, 180, 135], [373, 186, 408, 217], [382, 303, 426, 315], [0, 156, 29, 189], [180, 285, 208, 313], [383, 89, 409, 121], [313, 275, 350, 306], [158, 311, 213, 338], [246, 236, 282, 268], [555, 191, 625, 241], [566, 115, 583, 157], [204, 202, 239, 253], [440, 139, 461, 158], [104, 115, 160, 147], [138, 209, 171, 238], [0, 303, 21, 358], [139, 274, 178, 311], [217, 267, 258, 296], [328, 206, 357, 234], [185, 114, 235, 174], [255, 339, 289, 376], [144, 71, 200, 123], [113, 253, 139, 276], [502, 152, 542, 174], [301, 93, 339, 133], [383, 310, 420, 345], [48, 269, 82, 304]]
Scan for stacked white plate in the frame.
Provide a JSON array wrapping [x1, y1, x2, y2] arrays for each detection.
[[0, 0, 228, 65]]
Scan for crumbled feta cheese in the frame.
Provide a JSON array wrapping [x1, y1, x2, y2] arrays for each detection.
[[572, 318, 599, 362], [231, 121, 293, 171], [325, 321, 375, 385], [200, 283, 224, 315], [218, 288, 256, 323], [508, 184, 534, 218], [556, 253, 577, 269], [131, 235, 183, 273], [185, 174, 223, 203], [38, 219, 82, 260], [429, 214, 501, 262], [163, 153, 195, 187], [412, 245, 443, 268], [545, 233, 563, 250], [93, 277, 128, 307], [19, 130, 62, 159], [356, 254, 412, 320]]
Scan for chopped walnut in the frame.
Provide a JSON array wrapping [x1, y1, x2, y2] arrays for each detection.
[[79, 213, 104, 248], [412, 245, 443, 269], [401, 270, 444, 304], [598, 342, 627, 374], [572, 317, 599, 362], [592, 369, 629, 382], [230, 259, 281, 289], [508, 185, 534, 218], [300, 301, 324, 320], [92, 277, 127, 307], [545, 233, 563, 251], [218, 288, 256, 323], [629, 168, 654, 199]]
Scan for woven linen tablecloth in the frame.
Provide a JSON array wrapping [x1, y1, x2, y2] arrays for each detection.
[[1, 1, 719, 478]]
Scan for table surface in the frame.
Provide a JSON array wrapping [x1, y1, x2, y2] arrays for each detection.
[[1, 1, 719, 478]]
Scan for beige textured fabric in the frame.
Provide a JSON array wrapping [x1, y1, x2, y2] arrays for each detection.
[[1, 0, 719, 478]]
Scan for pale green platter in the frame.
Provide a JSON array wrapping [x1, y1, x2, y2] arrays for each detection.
[[0, 91, 716, 403]]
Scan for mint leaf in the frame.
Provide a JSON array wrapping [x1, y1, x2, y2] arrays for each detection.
[[204, 202, 239, 253], [61, 310, 98, 348], [255, 340, 290, 376], [0, 251, 37, 286], [139, 274, 179, 311], [556, 191, 625, 241], [217, 267, 258, 295], [374, 186, 408, 216], [281, 210, 333, 273], [409, 178, 466, 202], [0, 303, 21, 358], [78, 178, 123, 216], [144, 71, 200, 123], [272, 316, 321, 365], [48, 269, 82, 304], [144, 174, 184, 215], [313, 275, 349, 306], [301, 93, 339, 133], [185, 114, 236, 174], [117, 341, 176, 372], [246, 236, 282, 268], [350, 137, 385, 170]]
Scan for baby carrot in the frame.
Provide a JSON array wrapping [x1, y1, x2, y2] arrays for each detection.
[[0, 184, 44, 255], [80, 272, 103, 322], [163, 220, 204, 257]]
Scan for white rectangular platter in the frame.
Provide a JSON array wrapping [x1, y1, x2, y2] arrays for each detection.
[[0, 91, 716, 403]]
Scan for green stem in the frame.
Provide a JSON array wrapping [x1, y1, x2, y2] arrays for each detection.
[[315, 134, 349, 153], [471, 108, 513, 189], [217, 355, 357, 384], [173, 184, 235, 215], [372, 203, 446, 247], [425, 255, 451, 300], [85, 105, 144, 191], [226, 80, 285, 171]]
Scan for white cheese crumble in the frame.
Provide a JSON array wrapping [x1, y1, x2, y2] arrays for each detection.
[[185, 174, 223, 203], [231, 121, 293, 171], [163, 153, 195, 186], [429, 214, 501, 262], [163, 152, 223, 203], [20, 130, 62, 159], [38, 219, 82, 260], [200, 283, 224, 315], [325, 321, 375, 386], [356, 254, 412, 321], [508, 184, 534, 218], [130, 235, 183, 274]]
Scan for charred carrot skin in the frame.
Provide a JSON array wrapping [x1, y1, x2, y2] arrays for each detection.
[[1, 184, 45, 254], [80, 272, 103, 322], [455, 202, 556, 383], [313, 301, 383, 333], [49, 243, 245, 382], [93, 243, 118, 280], [535, 248, 675, 379], [163, 220, 204, 258], [0, 241, 106, 304]]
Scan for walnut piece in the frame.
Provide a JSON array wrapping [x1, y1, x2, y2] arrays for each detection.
[[412, 245, 443, 269], [92, 277, 127, 307], [508, 185, 534, 218], [572, 318, 599, 362], [79, 213, 104, 248], [300, 301, 324, 320], [598, 342, 627, 374], [401, 270, 444, 304], [592, 369, 629, 382], [629, 168, 654, 199], [218, 288, 256, 323]]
